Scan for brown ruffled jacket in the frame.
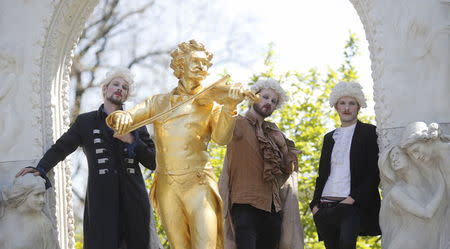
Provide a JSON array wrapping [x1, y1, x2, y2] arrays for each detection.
[[218, 116, 304, 249]]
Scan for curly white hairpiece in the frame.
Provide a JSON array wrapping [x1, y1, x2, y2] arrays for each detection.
[[329, 81, 367, 108], [250, 77, 288, 109], [100, 67, 135, 88]]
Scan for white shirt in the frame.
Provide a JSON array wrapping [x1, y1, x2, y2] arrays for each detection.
[[321, 123, 356, 198]]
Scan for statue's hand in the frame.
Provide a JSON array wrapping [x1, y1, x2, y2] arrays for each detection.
[[107, 111, 133, 135], [224, 83, 245, 107], [16, 167, 40, 177], [222, 83, 259, 109]]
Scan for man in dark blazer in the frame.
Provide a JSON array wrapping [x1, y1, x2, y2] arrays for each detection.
[[310, 82, 381, 249], [16, 68, 158, 249]]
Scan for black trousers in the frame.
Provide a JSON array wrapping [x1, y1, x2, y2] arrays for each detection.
[[117, 184, 151, 249], [313, 203, 360, 249], [231, 204, 282, 249]]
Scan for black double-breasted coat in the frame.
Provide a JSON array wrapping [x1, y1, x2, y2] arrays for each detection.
[[310, 120, 381, 237], [36, 105, 156, 249]]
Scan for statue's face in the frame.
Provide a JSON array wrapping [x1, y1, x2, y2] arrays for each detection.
[[181, 51, 209, 90], [390, 147, 408, 171], [405, 141, 433, 164], [24, 188, 45, 212]]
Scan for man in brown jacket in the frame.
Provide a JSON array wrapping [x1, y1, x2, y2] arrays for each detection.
[[219, 78, 304, 249]]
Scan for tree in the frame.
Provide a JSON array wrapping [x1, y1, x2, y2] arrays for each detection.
[[71, 0, 261, 120], [209, 32, 379, 249]]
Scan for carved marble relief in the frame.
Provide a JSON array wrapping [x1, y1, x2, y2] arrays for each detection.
[[0, 47, 24, 157], [0, 174, 60, 249], [379, 122, 450, 249]]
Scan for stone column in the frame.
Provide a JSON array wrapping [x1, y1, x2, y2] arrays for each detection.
[[351, 0, 449, 248], [0, 1, 98, 248], [351, 0, 449, 144]]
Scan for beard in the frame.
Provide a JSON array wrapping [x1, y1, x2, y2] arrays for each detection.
[[106, 95, 124, 106], [253, 103, 273, 118]]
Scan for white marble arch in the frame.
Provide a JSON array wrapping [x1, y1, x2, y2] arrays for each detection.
[[0, 0, 448, 248], [0, 1, 99, 248]]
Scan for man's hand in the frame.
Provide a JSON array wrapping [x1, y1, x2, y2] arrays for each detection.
[[340, 196, 355, 205], [113, 133, 134, 144], [312, 206, 319, 215], [16, 167, 40, 177]]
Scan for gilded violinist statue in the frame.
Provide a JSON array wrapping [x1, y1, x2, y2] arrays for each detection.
[[106, 40, 257, 249]]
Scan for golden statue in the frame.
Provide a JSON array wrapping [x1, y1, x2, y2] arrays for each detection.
[[106, 40, 257, 249]]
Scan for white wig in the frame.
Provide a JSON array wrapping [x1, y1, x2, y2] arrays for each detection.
[[100, 67, 135, 87], [250, 77, 288, 109], [329, 81, 367, 108]]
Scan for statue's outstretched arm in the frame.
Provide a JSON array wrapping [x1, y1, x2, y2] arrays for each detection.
[[210, 105, 237, 146], [107, 96, 155, 135]]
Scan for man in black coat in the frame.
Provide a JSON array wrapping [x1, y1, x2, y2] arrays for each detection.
[[17, 68, 157, 249], [310, 82, 381, 249]]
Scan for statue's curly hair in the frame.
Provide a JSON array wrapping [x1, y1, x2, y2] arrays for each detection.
[[170, 40, 213, 79], [400, 122, 440, 149]]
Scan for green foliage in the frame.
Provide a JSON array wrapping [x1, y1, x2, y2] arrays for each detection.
[[74, 221, 83, 249], [153, 209, 172, 248], [75, 242, 83, 249], [339, 31, 360, 83]]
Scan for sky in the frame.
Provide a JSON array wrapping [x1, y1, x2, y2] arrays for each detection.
[[214, 0, 374, 115]]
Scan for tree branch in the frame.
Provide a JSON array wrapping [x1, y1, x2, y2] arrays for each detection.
[[77, 0, 119, 58], [127, 49, 171, 68]]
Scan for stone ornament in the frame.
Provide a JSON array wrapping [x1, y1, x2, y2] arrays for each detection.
[[379, 122, 450, 249], [0, 174, 60, 249], [0, 47, 25, 158]]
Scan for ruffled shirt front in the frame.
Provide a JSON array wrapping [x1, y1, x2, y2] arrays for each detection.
[[223, 113, 297, 213], [254, 119, 284, 182], [322, 123, 356, 198]]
